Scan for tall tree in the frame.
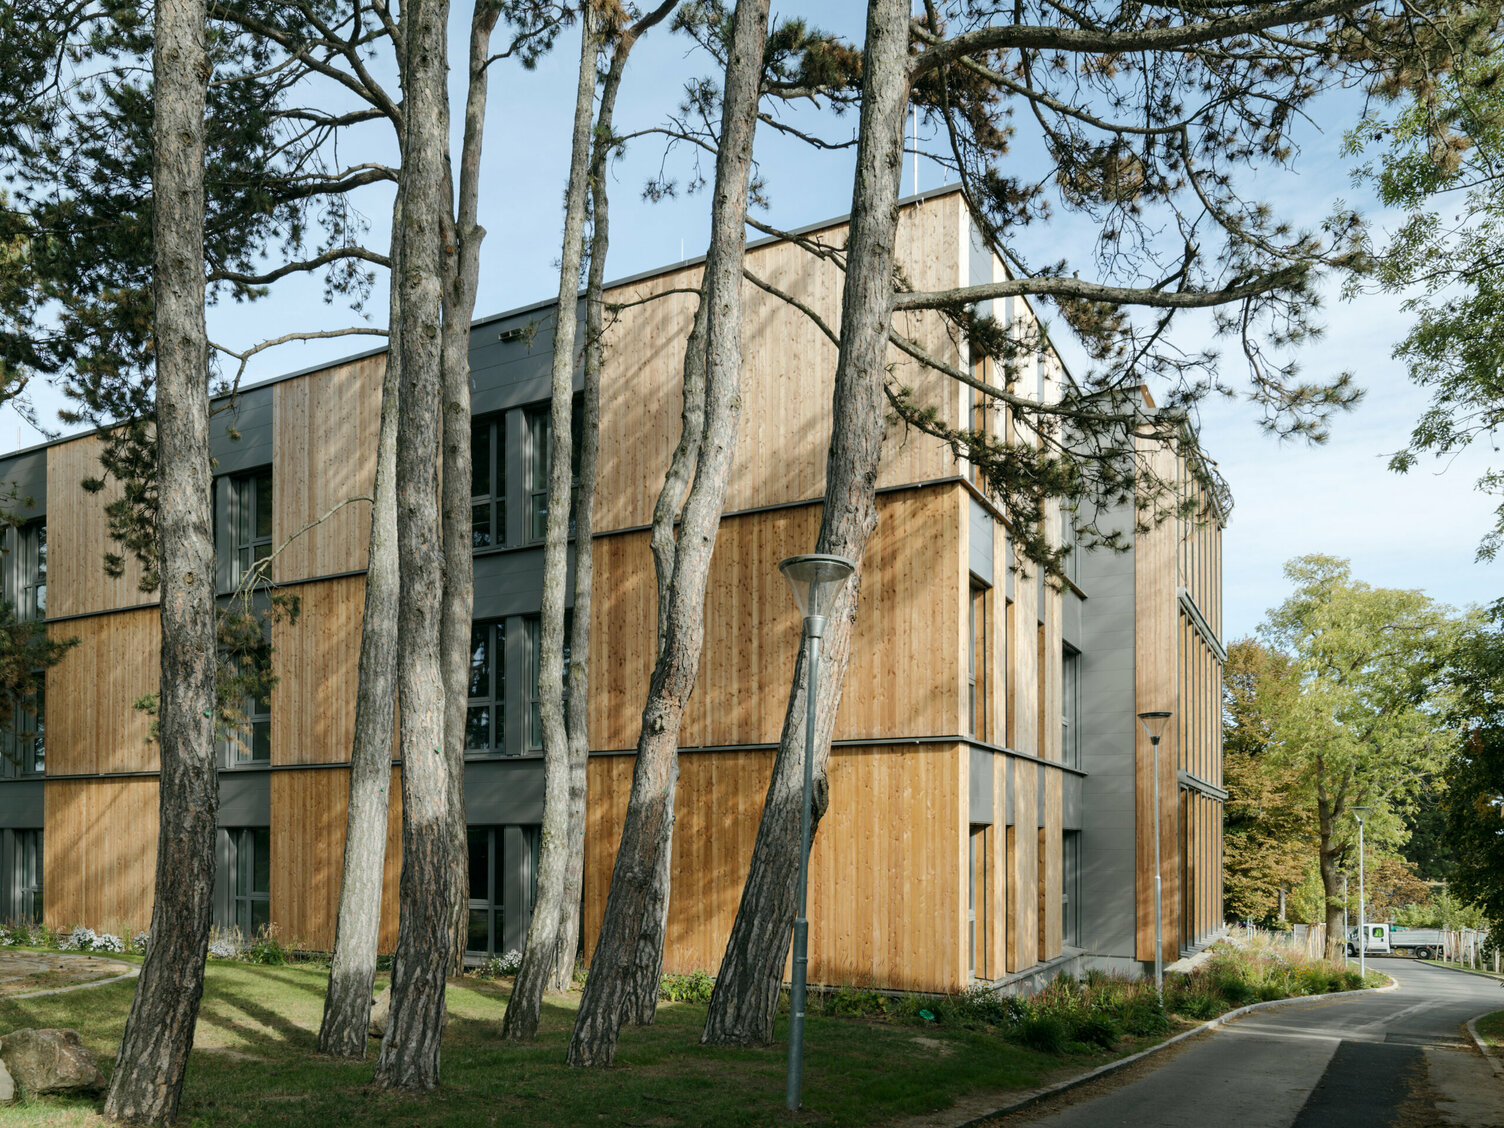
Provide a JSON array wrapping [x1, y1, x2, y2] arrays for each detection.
[[567, 0, 771, 1068], [102, 0, 217, 1120], [504, 0, 602, 1041], [1258, 555, 1454, 958], [372, 0, 458, 1091]]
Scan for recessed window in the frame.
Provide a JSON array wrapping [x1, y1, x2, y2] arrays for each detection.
[[13, 829, 41, 925], [5, 520, 45, 623], [526, 613, 571, 751], [467, 824, 540, 955], [228, 827, 270, 939], [2, 681, 44, 776], [1063, 829, 1081, 947], [226, 469, 273, 587], [466, 620, 505, 753], [1062, 646, 1080, 770], [525, 396, 582, 543], [471, 416, 505, 549]]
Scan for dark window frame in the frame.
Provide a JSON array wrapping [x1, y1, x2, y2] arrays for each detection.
[[14, 829, 41, 925], [524, 396, 583, 544], [470, 414, 506, 549], [226, 468, 273, 588], [228, 826, 270, 939], [466, 619, 506, 755], [525, 613, 571, 752]]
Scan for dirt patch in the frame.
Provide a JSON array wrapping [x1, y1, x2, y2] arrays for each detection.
[[0, 953, 133, 996]]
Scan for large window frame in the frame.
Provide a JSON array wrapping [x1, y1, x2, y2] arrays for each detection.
[[525, 613, 571, 752], [13, 829, 41, 925], [1062, 645, 1080, 770], [227, 826, 270, 939], [466, 619, 506, 754], [525, 396, 582, 544], [6, 519, 46, 623], [225, 468, 273, 587], [2, 680, 44, 777], [467, 824, 541, 956], [471, 415, 506, 549]]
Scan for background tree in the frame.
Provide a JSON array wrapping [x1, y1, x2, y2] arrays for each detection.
[[1258, 555, 1454, 958], [1222, 638, 1311, 925], [102, 0, 218, 1119]]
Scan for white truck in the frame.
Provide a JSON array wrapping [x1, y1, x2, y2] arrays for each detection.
[[1345, 923, 1445, 959]]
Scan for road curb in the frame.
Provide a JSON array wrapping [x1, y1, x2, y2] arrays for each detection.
[[1465, 1014, 1504, 1077], [950, 975, 1399, 1128]]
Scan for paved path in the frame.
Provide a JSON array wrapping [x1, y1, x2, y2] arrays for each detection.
[[999, 959, 1504, 1128]]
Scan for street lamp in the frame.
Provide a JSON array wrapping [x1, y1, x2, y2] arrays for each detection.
[[1354, 806, 1371, 980], [778, 552, 856, 1112], [1342, 872, 1349, 965], [1138, 710, 1173, 999]]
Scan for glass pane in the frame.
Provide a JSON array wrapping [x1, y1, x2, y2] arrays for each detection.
[[33, 583, 44, 617], [238, 547, 251, 577], [235, 480, 251, 545], [530, 410, 549, 490], [252, 719, 271, 763], [468, 908, 489, 954], [237, 832, 253, 893], [529, 702, 541, 749], [237, 899, 251, 939], [253, 541, 270, 563], [255, 470, 273, 540], [252, 898, 269, 936], [531, 495, 546, 542], [471, 424, 491, 498], [468, 828, 488, 900], [471, 503, 491, 549], [468, 626, 489, 699], [252, 828, 270, 892], [465, 706, 490, 750]]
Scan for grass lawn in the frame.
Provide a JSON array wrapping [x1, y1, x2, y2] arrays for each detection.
[[0, 962, 1120, 1128], [1474, 1009, 1504, 1049]]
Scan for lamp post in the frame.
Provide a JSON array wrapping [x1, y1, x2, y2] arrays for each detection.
[[778, 552, 856, 1112], [1354, 806, 1371, 980], [1137, 710, 1172, 999], [1342, 872, 1349, 964]]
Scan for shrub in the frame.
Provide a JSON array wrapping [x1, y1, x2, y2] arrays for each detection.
[[90, 932, 125, 954], [1016, 1014, 1069, 1054], [1069, 1012, 1120, 1048], [474, 950, 523, 980], [823, 987, 884, 1017], [247, 929, 286, 966], [208, 934, 243, 960], [659, 969, 714, 1003], [131, 931, 150, 955], [60, 927, 97, 951]]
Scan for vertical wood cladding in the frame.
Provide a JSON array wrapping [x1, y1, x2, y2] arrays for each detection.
[[593, 195, 965, 534], [46, 610, 160, 775], [45, 778, 159, 934], [589, 485, 963, 753], [271, 574, 372, 766], [584, 744, 968, 993], [47, 435, 156, 617], [270, 767, 403, 952], [271, 354, 383, 583]]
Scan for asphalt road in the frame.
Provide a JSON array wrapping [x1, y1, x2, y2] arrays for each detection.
[[1002, 959, 1504, 1128]]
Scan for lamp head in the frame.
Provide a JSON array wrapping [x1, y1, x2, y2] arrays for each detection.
[[779, 554, 856, 637], [1137, 710, 1173, 744], [1353, 805, 1372, 825]]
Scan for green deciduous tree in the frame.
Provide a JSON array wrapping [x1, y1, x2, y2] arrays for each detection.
[[1257, 555, 1455, 958]]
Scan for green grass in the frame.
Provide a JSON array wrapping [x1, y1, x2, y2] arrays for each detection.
[[1475, 1009, 1504, 1049], [0, 963, 1094, 1128], [1427, 959, 1504, 979]]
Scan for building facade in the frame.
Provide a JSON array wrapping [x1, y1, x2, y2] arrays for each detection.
[[0, 189, 1224, 992]]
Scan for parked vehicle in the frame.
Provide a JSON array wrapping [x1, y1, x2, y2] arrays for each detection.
[[1346, 923, 1391, 956]]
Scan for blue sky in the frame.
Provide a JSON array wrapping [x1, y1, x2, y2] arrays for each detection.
[[3, 3, 1496, 641]]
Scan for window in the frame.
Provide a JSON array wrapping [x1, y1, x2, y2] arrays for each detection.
[[13, 830, 40, 924], [525, 396, 582, 543], [526, 614, 571, 751], [466, 620, 506, 753], [227, 469, 273, 586], [471, 416, 505, 549], [969, 584, 988, 739], [467, 824, 540, 955], [229, 675, 271, 765], [969, 825, 987, 978], [228, 827, 270, 939], [5, 520, 45, 623], [1, 681, 44, 776], [1062, 647, 1080, 770], [1063, 830, 1081, 947]]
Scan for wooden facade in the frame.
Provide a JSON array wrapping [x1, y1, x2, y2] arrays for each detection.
[[2, 189, 1224, 993]]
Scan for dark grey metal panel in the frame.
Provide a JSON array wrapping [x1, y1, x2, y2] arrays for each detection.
[[213, 828, 232, 930], [219, 772, 271, 825], [969, 746, 993, 825], [214, 475, 234, 593], [0, 450, 46, 517], [1062, 590, 1083, 650], [504, 409, 527, 547], [469, 304, 584, 418], [1063, 773, 1082, 830], [968, 499, 993, 584], [211, 386, 274, 475], [464, 757, 545, 824], [473, 546, 575, 621], [504, 614, 529, 757], [0, 782, 43, 828], [501, 824, 531, 953]]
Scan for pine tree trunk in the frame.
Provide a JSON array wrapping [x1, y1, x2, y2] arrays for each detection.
[[103, 0, 217, 1121], [702, 0, 911, 1048], [438, 0, 500, 977], [318, 188, 403, 1060], [503, 4, 600, 1041], [567, 0, 770, 1069], [549, 0, 679, 1000], [372, 0, 457, 1092]]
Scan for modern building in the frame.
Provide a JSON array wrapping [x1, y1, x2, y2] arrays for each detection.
[[0, 188, 1224, 992]]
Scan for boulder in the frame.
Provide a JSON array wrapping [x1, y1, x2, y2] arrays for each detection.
[[0, 1029, 104, 1096], [0, 1057, 14, 1103]]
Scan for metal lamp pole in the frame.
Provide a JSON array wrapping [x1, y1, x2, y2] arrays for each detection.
[[1354, 807, 1371, 980], [1342, 872, 1349, 964], [1138, 711, 1172, 999], [779, 553, 855, 1113]]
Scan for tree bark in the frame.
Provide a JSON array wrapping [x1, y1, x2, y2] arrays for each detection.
[[567, 0, 770, 1069], [372, 0, 457, 1093], [1318, 782, 1345, 961], [502, 1, 600, 1043], [318, 187, 403, 1059], [550, 0, 680, 1002], [103, 0, 218, 1121], [703, 0, 911, 1048], [438, 0, 500, 977]]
